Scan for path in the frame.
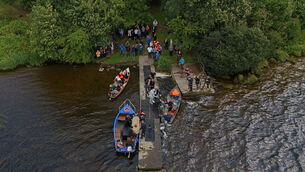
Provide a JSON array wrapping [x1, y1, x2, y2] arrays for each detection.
[[138, 55, 162, 171]]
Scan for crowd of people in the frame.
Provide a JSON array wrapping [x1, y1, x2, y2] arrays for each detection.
[[96, 19, 162, 59]]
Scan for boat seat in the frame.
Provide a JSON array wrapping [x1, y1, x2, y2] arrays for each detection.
[[115, 129, 121, 140], [118, 114, 126, 121]]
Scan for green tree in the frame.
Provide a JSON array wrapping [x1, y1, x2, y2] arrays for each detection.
[[59, 29, 91, 63], [29, 4, 62, 61], [198, 26, 270, 76]]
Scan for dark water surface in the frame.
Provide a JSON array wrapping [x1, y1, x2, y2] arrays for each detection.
[[0, 64, 139, 172], [162, 59, 305, 171]]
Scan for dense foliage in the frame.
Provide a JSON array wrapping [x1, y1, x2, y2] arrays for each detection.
[[163, 0, 305, 75], [1, 0, 305, 74], [199, 26, 270, 76], [0, 0, 151, 70]]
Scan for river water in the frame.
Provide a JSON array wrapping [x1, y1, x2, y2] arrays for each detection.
[[162, 59, 305, 171], [0, 60, 304, 171], [0, 64, 139, 172]]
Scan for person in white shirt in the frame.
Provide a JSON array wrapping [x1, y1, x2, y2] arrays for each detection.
[[147, 46, 152, 58]]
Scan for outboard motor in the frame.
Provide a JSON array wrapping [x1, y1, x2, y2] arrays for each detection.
[[127, 146, 132, 158]]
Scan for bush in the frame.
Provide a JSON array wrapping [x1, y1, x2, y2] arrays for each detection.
[[284, 44, 303, 57], [0, 19, 29, 35], [157, 56, 172, 72], [59, 29, 91, 63], [275, 49, 290, 62], [198, 25, 270, 76]]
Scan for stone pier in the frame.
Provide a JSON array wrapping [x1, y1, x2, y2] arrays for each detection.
[[171, 63, 215, 95], [138, 55, 162, 171]]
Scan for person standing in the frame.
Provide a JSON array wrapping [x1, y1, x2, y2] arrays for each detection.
[[125, 41, 130, 56], [177, 51, 182, 63], [164, 38, 169, 50], [131, 45, 136, 57], [169, 44, 173, 56], [188, 76, 193, 92], [153, 19, 158, 31], [147, 46, 152, 58], [153, 32, 157, 41], [145, 24, 150, 36], [206, 76, 211, 88], [156, 51, 160, 60], [119, 44, 125, 56], [146, 36, 151, 48], [195, 76, 200, 90], [119, 28, 124, 40], [141, 25, 146, 38]]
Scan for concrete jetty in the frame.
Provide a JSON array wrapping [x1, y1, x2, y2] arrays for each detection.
[[171, 63, 215, 95], [138, 55, 162, 171]]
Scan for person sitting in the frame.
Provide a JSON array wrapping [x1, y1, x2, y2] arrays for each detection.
[[123, 70, 129, 79], [166, 101, 174, 112], [110, 88, 119, 96], [163, 113, 171, 123]]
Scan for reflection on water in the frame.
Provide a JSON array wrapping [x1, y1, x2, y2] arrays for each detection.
[[0, 64, 139, 171], [162, 60, 305, 171]]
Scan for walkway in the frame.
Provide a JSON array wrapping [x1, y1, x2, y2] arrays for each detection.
[[138, 55, 162, 171]]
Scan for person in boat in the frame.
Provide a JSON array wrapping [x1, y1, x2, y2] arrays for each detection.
[[116, 75, 123, 85], [119, 71, 125, 83], [123, 69, 129, 79], [170, 88, 180, 100], [110, 84, 119, 96], [165, 100, 174, 112], [163, 113, 171, 123]]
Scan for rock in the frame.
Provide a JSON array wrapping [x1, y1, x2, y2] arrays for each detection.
[[116, 68, 121, 71], [287, 57, 297, 64], [106, 68, 110, 71], [110, 66, 115, 70], [244, 74, 258, 84], [223, 83, 234, 89], [238, 74, 244, 81], [219, 75, 231, 80], [98, 67, 104, 72], [133, 65, 137, 68], [233, 74, 244, 83]]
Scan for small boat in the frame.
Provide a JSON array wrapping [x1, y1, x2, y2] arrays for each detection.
[[108, 67, 130, 99], [164, 87, 181, 124], [113, 99, 139, 158]]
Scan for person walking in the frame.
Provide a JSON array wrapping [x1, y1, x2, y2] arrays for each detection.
[[179, 57, 185, 69]]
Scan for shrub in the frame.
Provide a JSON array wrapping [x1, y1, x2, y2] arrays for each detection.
[[158, 56, 172, 72], [59, 29, 91, 63], [275, 49, 290, 62], [198, 25, 270, 76], [284, 44, 303, 57]]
